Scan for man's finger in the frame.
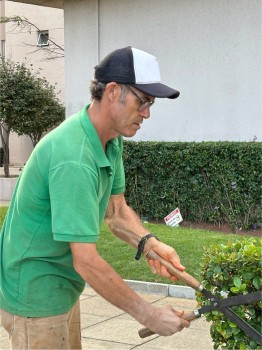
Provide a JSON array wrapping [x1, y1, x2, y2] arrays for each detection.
[[148, 260, 157, 274]]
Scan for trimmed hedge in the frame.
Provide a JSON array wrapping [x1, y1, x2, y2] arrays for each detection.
[[196, 238, 262, 349], [123, 141, 262, 231]]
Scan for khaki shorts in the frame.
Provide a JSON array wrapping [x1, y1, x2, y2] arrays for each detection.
[[0, 300, 82, 349]]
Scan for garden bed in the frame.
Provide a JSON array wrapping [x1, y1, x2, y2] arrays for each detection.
[[180, 220, 261, 237]]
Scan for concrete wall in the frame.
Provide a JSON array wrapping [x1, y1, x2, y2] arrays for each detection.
[[1, 1, 65, 165], [64, 0, 98, 116], [64, 0, 261, 142]]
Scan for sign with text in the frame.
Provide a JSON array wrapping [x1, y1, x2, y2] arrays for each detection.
[[164, 208, 183, 227]]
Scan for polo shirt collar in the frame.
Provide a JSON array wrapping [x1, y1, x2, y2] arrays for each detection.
[[79, 104, 120, 168]]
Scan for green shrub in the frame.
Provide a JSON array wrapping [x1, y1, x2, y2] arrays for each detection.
[[196, 238, 262, 349], [123, 141, 262, 231]]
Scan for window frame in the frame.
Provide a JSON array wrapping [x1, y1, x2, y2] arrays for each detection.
[[37, 30, 49, 47]]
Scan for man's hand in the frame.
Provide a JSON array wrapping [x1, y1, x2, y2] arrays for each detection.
[[145, 240, 185, 282], [144, 305, 190, 336]]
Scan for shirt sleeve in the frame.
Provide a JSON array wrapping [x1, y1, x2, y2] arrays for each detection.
[[49, 164, 100, 243]]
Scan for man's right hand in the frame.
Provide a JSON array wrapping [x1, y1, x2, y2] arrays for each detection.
[[143, 305, 190, 336]]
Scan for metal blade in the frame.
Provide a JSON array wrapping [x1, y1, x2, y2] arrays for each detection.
[[215, 291, 261, 309], [197, 291, 262, 344], [221, 307, 262, 345], [198, 291, 261, 314], [200, 287, 215, 299]]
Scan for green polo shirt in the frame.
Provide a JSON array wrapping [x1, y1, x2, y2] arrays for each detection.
[[0, 104, 125, 317]]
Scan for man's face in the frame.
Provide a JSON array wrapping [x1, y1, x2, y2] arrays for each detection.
[[110, 85, 155, 138]]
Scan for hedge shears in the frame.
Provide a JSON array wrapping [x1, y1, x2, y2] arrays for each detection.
[[138, 250, 262, 345]]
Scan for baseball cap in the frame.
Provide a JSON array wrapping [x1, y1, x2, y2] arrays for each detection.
[[94, 46, 180, 99]]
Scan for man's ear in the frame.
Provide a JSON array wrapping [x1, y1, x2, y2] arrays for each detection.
[[105, 82, 118, 102]]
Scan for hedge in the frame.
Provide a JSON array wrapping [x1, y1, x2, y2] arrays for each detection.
[[196, 238, 262, 349], [123, 141, 262, 231]]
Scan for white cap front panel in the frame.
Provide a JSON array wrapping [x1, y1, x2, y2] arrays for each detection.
[[132, 48, 161, 84]]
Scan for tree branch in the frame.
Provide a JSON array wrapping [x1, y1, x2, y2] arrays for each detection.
[[0, 16, 64, 59]]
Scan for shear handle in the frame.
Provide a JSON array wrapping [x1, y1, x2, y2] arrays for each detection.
[[146, 250, 202, 291]]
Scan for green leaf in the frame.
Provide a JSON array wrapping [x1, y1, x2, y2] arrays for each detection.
[[233, 277, 242, 288], [214, 265, 222, 274], [252, 276, 261, 289]]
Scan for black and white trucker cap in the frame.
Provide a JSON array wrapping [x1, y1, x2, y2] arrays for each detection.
[[94, 46, 180, 99]]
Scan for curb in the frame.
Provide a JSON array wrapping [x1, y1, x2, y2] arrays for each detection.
[[85, 280, 196, 299], [124, 280, 196, 299]]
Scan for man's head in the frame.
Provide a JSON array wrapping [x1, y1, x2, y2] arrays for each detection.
[[93, 46, 180, 100]]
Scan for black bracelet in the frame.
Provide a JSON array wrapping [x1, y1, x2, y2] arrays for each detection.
[[135, 233, 159, 260]]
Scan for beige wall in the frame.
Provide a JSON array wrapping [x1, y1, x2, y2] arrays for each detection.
[[64, 0, 262, 142], [1, 0, 65, 166]]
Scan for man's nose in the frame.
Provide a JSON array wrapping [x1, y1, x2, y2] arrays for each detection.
[[140, 107, 151, 119]]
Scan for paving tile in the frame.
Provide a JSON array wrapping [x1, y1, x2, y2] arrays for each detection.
[[82, 287, 98, 297], [135, 327, 213, 350], [82, 338, 133, 349], [80, 296, 124, 318], [81, 316, 147, 346], [137, 293, 167, 303], [152, 296, 197, 309], [0, 327, 10, 349], [81, 313, 109, 329]]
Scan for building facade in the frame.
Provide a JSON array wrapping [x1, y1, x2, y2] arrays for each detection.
[[62, 0, 262, 143]]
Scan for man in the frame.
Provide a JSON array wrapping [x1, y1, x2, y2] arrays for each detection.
[[0, 46, 190, 349]]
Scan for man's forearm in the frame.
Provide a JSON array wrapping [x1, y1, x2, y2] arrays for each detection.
[[71, 243, 154, 326], [104, 194, 184, 282], [105, 203, 149, 248]]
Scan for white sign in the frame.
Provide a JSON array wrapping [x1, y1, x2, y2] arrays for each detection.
[[164, 208, 183, 227]]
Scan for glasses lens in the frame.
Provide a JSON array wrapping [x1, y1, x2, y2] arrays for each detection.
[[139, 101, 154, 112], [139, 102, 149, 112], [127, 85, 154, 112]]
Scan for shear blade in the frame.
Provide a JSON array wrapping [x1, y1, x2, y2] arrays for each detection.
[[221, 307, 262, 345]]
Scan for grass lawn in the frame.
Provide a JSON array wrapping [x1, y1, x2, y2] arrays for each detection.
[[0, 206, 258, 286], [0, 206, 8, 227]]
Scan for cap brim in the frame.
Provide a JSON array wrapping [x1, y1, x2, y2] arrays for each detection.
[[130, 83, 180, 99]]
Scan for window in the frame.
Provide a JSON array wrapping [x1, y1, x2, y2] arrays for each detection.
[[1, 40, 5, 57], [37, 30, 49, 47]]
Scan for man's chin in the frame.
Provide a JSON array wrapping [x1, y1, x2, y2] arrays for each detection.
[[122, 130, 138, 138]]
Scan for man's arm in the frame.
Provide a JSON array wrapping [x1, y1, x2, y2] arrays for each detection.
[[104, 193, 185, 280], [70, 242, 190, 336]]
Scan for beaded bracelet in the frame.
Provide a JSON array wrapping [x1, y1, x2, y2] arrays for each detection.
[[135, 233, 159, 260]]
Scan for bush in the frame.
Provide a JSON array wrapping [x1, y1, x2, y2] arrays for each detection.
[[123, 141, 262, 231], [196, 238, 262, 349]]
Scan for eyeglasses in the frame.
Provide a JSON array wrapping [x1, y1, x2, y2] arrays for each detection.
[[126, 85, 155, 112]]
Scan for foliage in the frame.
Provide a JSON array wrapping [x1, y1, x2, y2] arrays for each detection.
[[0, 58, 65, 176], [123, 141, 262, 231], [196, 238, 262, 349]]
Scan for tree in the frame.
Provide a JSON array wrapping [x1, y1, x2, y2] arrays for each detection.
[[0, 58, 65, 177]]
